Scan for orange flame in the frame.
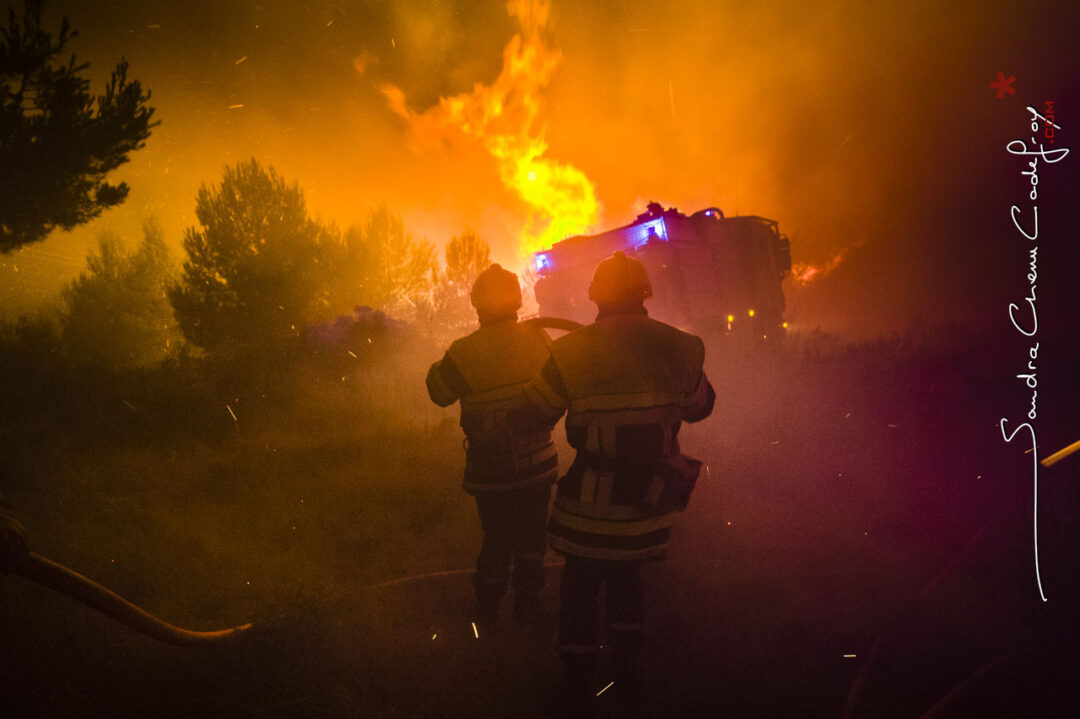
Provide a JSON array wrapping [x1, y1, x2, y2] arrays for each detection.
[[378, 0, 599, 258], [790, 240, 863, 286]]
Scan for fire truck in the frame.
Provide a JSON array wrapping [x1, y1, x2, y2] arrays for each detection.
[[532, 203, 792, 337]]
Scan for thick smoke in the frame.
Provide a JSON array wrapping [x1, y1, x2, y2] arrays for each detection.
[[4, 0, 1076, 335]]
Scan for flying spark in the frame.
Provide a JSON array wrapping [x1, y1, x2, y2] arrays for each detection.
[[229, 104, 244, 109], [235, 56, 247, 65], [471, 622, 479, 639], [226, 404, 238, 422], [596, 681, 614, 696]]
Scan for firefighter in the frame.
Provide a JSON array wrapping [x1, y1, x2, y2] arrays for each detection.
[[426, 264, 559, 633], [521, 250, 715, 700]]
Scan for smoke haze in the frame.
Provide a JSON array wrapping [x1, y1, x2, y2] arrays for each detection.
[[3, 0, 1077, 335]]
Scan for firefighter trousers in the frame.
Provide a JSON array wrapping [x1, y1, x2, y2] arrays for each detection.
[[558, 556, 645, 690], [473, 483, 552, 614]]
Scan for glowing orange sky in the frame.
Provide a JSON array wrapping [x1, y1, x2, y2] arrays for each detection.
[[2, 0, 1076, 335]]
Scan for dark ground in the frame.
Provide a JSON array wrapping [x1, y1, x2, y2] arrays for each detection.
[[2, 327, 1079, 718]]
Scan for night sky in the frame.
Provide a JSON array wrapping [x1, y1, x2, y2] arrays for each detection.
[[2, 0, 1078, 336]]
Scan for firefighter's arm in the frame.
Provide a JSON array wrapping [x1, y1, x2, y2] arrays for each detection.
[[426, 352, 469, 407], [518, 355, 570, 426], [682, 372, 716, 423], [0, 495, 29, 575]]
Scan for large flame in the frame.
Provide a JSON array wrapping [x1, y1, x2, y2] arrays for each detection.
[[378, 0, 599, 258]]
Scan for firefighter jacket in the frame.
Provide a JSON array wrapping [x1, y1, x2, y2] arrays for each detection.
[[426, 318, 559, 495], [523, 308, 715, 561]]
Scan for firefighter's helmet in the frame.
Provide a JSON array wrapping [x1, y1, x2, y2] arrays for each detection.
[[470, 264, 522, 316], [588, 251, 653, 305]]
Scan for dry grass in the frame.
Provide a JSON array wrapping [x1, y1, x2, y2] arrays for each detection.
[[2, 328, 1079, 717]]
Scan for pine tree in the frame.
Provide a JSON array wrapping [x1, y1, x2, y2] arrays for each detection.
[[169, 159, 338, 356], [0, 0, 156, 251], [62, 220, 179, 368]]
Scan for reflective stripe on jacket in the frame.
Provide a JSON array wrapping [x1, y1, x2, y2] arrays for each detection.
[[426, 318, 558, 495], [524, 310, 714, 561]]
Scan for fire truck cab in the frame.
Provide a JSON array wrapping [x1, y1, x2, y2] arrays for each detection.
[[533, 203, 792, 337]]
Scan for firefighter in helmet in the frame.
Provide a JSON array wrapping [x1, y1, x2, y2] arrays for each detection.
[[521, 251, 715, 699], [426, 264, 559, 633]]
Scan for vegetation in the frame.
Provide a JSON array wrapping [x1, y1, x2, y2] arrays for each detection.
[[3, 328, 1074, 717], [13, 6, 1058, 713], [333, 204, 438, 317], [430, 230, 493, 337], [168, 160, 339, 358], [168, 160, 449, 365], [443, 230, 491, 287], [0, 0, 155, 251], [62, 221, 179, 369]]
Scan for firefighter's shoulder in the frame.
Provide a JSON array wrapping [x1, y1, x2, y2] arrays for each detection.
[[448, 319, 549, 361], [641, 316, 706, 369], [550, 315, 704, 369]]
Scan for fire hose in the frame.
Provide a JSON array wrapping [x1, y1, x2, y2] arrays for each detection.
[[841, 439, 1080, 717], [7, 318, 584, 647], [13, 552, 252, 647]]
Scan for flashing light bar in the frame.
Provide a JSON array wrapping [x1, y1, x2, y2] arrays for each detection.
[[534, 215, 668, 271], [632, 217, 668, 249]]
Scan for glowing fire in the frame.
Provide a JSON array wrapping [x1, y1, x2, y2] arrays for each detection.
[[790, 240, 863, 286], [377, 0, 599, 258]]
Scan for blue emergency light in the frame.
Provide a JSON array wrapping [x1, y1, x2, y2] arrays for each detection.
[[535, 253, 552, 272], [632, 218, 667, 249]]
